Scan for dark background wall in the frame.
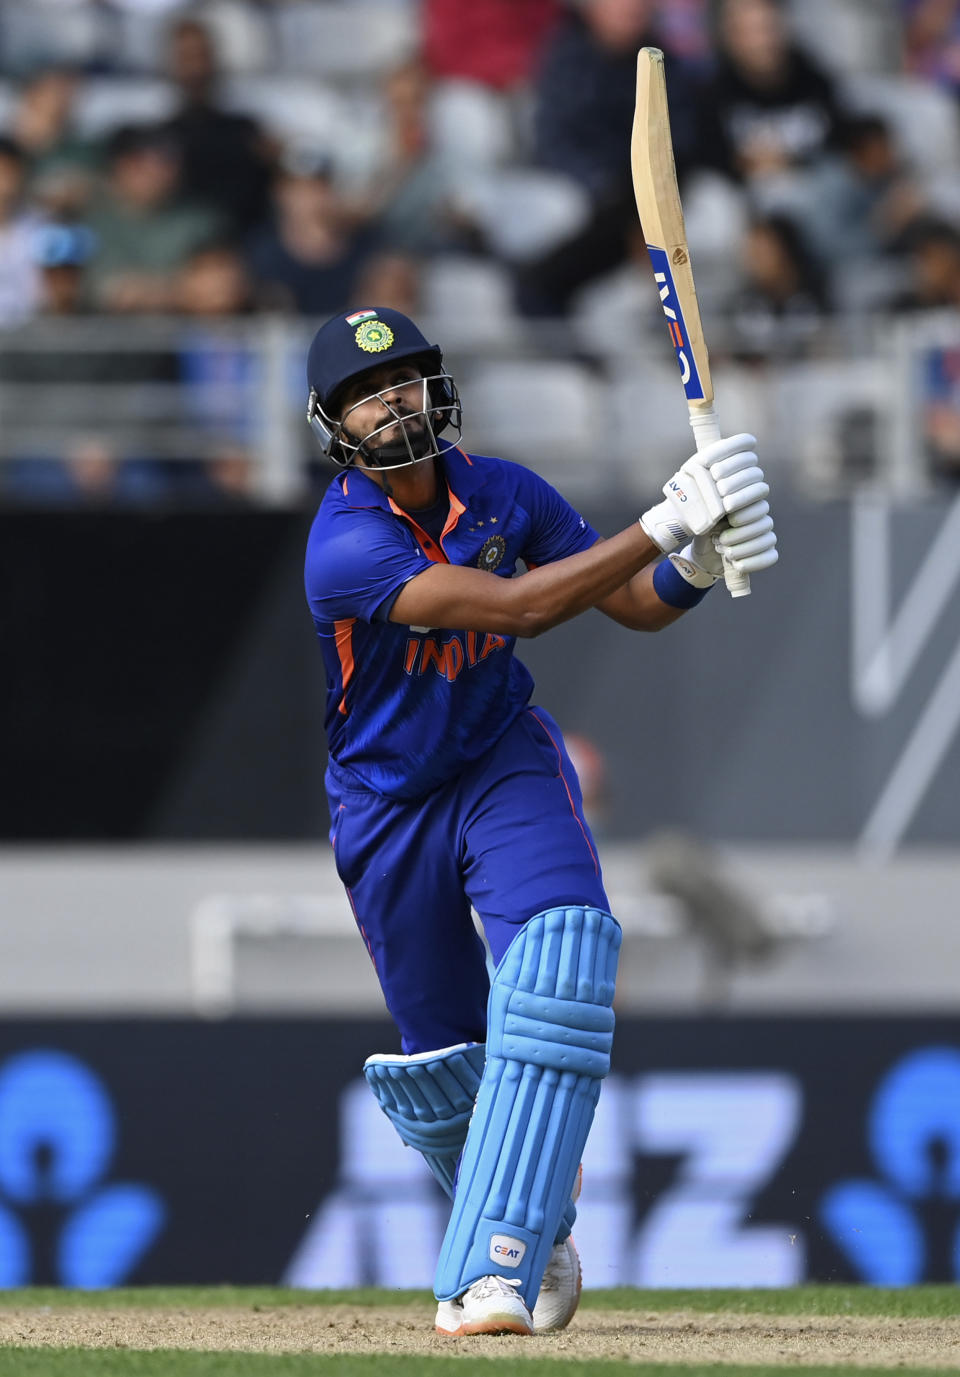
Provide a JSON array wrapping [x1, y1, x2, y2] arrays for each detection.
[[3, 497, 958, 843]]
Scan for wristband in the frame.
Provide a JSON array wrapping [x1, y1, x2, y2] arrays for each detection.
[[652, 556, 715, 609]]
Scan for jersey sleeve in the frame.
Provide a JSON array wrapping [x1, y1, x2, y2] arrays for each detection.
[[514, 465, 600, 567], [305, 508, 432, 624]]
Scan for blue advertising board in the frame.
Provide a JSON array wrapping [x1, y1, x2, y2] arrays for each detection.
[[0, 1019, 956, 1288]]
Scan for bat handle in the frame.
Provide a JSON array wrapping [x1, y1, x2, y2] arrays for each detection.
[[688, 404, 751, 599]]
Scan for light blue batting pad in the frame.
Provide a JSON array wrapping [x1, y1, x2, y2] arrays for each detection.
[[364, 1042, 486, 1197], [433, 906, 620, 1303]]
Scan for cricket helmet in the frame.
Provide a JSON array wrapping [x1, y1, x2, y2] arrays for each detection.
[[305, 307, 461, 469]]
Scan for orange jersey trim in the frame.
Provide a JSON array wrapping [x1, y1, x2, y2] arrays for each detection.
[[334, 617, 356, 715]]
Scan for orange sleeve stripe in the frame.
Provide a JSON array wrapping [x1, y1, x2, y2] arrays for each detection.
[[334, 618, 356, 715]]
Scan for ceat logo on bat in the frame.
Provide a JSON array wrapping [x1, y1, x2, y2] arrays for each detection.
[[647, 245, 706, 402], [490, 1234, 526, 1264]]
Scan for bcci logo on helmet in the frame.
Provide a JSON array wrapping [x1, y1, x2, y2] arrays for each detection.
[[355, 319, 395, 354]]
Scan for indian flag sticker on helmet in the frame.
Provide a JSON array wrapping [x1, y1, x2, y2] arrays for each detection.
[[345, 309, 378, 326], [355, 319, 395, 353]]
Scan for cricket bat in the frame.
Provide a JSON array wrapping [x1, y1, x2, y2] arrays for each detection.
[[631, 46, 750, 598]]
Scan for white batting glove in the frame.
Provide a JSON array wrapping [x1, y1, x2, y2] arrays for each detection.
[[715, 499, 779, 573], [669, 535, 723, 587], [640, 434, 765, 554]]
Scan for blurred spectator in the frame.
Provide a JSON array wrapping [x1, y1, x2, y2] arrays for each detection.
[[518, 0, 689, 315], [159, 16, 274, 238], [346, 60, 456, 256], [352, 251, 422, 318], [3, 436, 170, 508], [693, 0, 843, 188], [32, 221, 96, 315], [531, 0, 673, 199], [175, 239, 253, 318], [726, 213, 829, 358], [423, 0, 560, 89], [894, 218, 960, 311], [12, 68, 97, 219], [657, 0, 713, 64], [919, 344, 960, 482], [246, 149, 376, 315], [0, 137, 44, 327], [175, 241, 258, 505], [85, 124, 221, 312], [795, 115, 926, 285], [901, 0, 960, 94]]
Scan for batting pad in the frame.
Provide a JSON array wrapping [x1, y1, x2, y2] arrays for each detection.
[[433, 906, 620, 1304], [364, 1042, 486, 1197]]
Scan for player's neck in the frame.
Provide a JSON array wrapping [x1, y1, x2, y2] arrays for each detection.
[[378, 457, 443, 513]]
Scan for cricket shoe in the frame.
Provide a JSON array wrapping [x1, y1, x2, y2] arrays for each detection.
[[532, 1234, 582, 1333], [435, 1274, 533, 1337]]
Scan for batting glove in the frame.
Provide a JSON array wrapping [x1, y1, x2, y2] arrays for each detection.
[[640, 434, 764, 554], [715, 499, 779, 573]]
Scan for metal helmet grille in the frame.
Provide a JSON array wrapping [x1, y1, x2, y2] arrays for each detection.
[[307, 370, 462, 470]]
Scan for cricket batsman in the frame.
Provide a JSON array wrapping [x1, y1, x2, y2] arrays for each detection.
[[303, 307, 777, 1336]]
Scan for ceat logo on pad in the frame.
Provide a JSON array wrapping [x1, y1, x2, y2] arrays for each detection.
[[489, 1234, 526, 1264]]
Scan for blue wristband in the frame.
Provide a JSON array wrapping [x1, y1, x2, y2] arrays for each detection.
[[652, 557, 715, 609]]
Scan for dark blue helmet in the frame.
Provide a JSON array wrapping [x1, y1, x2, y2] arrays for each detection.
[[305, 307, 461, 469]]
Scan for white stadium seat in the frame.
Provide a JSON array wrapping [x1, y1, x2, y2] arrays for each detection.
[[458, 360, 606, 490], [72, 78, 177, 137], [420, 258, 521, 349], [451, 168, 591, 264], [841, 74, 960, 177], [273, 1, 418, 80]]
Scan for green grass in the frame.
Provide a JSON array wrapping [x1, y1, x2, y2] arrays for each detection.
[[0, 1285, 957, 1318], [0, 1288, 956, 1376], [0, 1361, 954, 1377]]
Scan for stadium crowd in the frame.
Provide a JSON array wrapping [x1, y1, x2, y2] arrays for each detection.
[[0, 0, 958, 503]]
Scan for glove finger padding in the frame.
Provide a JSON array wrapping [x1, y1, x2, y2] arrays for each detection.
[[730, 549, 779, 573], [723, 530, 777, 560], [709, 450, 758, 481], [692, 433, 758, 469], [715, 465, 766, 498], [727, 538, 779, 572], [727, 498, 769, 528], [722, 479, 769, 515], [717, 513, 774, 546]]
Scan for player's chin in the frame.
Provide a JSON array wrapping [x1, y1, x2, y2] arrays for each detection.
[[367, 426, 431, 465]]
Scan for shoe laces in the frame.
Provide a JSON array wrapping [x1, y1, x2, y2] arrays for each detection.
[[467, 1274, 523, 1303]]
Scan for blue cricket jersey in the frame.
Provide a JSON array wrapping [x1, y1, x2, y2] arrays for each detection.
[[304, 442, 599, 799]]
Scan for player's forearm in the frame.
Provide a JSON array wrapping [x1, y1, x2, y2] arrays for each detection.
[[389, 522, 660, 637], [511, 525, 660, 636], [597, 564, 688, 631]]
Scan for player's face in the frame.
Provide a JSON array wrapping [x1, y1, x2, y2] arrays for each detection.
[[338, 362, 428, 454]]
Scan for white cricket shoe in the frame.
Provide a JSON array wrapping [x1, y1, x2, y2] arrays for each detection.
[[532, 1234, 582, 1332], [435, 1274, 534, 1337]]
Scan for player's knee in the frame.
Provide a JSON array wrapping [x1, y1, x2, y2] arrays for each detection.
[[490, 905, 621, 1078]]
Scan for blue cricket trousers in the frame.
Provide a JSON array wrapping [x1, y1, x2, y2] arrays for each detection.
[[325, 706, 610, 1053]]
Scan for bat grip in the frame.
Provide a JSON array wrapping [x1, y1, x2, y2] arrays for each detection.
[[688, 405, 751, 599]]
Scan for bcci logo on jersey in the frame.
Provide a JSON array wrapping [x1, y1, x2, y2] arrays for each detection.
[[476, 535, 506, 571]]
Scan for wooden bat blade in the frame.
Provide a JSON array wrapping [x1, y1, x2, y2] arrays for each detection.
[[631, 46, 714, 411], [632, 46, 751, 598]]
